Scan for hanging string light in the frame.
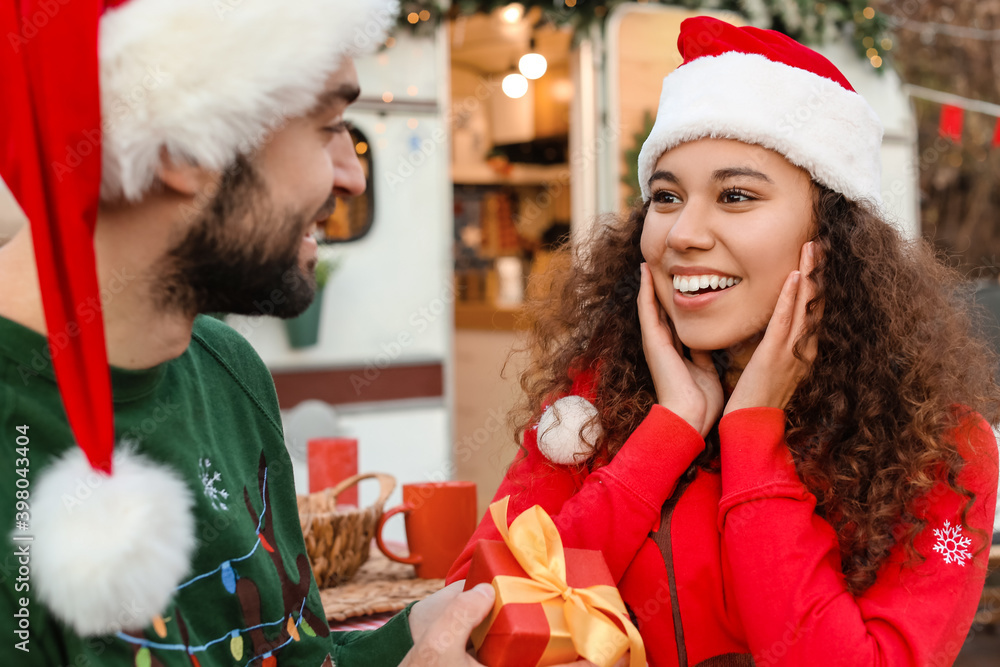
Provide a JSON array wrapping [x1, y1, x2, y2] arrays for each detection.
[[501, 3, 523, 23], [400, 1, 892, 65], [502, 71, 529, 98], [519, 38, 547, 80]]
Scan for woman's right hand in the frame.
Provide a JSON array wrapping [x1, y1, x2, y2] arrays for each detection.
[[637, 263, 723, 437]]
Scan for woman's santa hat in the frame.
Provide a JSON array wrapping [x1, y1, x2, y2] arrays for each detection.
[[0, 0, 395, 637], [638, 16, 884, 206]]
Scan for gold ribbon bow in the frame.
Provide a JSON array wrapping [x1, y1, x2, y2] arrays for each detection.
[[479, 496, 646, 667]]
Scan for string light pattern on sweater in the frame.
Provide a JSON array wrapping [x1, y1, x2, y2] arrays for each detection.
[[112, 460, 324, 666]]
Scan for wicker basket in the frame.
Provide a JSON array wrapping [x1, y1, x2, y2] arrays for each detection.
[[298, 472, 396, 588]]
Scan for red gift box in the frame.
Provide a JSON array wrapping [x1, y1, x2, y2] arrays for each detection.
[[462, 498, 644, 667]]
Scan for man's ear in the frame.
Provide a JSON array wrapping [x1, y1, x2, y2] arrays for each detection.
[[156, 149, 218, 196]]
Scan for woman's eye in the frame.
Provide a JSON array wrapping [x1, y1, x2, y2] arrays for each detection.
[[323, 120, 354, 134], [721, 189, 755, 204], [652, 190, 680, 205]]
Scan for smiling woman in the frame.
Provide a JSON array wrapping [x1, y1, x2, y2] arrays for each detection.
[[446, 15, 1000, 667]]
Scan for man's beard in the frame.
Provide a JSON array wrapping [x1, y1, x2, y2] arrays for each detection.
[[156, 156, 334, 319]]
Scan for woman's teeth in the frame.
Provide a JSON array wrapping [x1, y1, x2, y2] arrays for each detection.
[[673, 274, 741, 294]]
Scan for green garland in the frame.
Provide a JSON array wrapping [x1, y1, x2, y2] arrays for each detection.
[[396, 0, 891, 66], [621, 109, 656, 207]]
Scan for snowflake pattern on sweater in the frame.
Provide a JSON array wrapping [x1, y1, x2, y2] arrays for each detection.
[[932, 520, 973, 566], [199, 457, 230, 511]]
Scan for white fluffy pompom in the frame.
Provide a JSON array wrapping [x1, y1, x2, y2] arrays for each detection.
[[32, 446, 196, 636], [537, 395, 603, 465]]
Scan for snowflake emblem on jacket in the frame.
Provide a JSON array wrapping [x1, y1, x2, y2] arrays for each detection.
[[199, 458, 230, 511], [931, 520, 972, 566]]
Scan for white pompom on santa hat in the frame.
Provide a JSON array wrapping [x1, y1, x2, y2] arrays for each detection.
[[1, 0, 395, 637], [637, 16, 884, 207], [33, 447, 197, 636], [537, 396, 604, 466]]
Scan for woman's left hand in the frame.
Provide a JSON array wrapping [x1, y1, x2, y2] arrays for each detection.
[[724, 241, 821, 416]]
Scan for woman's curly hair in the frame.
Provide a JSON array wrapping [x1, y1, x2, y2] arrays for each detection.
[[512, 185, 1000, 595]]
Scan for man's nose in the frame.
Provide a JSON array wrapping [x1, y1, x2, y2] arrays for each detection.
[[332, 133, 366, 197]]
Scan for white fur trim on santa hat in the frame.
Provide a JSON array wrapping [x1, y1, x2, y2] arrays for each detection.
[[32, 445, 196, 636], [537, 395, 603, 465], [638, 52, 884, 206], [98, 0, 399, 201]]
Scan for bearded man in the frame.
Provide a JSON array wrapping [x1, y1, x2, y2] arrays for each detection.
[[0, 1, 564, 665]]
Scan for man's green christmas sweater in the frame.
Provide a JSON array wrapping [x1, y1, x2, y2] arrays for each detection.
[[0, 314, 413, 666]]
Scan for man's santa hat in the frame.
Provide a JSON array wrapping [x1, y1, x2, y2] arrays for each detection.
[[638, 16, 884, 206], [0, 0, 395, 637]]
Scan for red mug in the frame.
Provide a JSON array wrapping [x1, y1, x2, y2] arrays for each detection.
[[308, 438, 358, 505], [376, 481, 477, 579]]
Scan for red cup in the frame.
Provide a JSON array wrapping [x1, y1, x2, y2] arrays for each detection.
[[376, 481, 477, 579], [308, 438, 358, 505]]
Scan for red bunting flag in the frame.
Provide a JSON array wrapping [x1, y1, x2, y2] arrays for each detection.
[[939, 104, 964, 142], [993, 117, 1000, 148]]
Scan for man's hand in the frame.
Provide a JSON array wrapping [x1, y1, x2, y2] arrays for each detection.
[[402, 582, 627, 666], [401, 583, 494, 666], [406, 581, 468, 645]]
